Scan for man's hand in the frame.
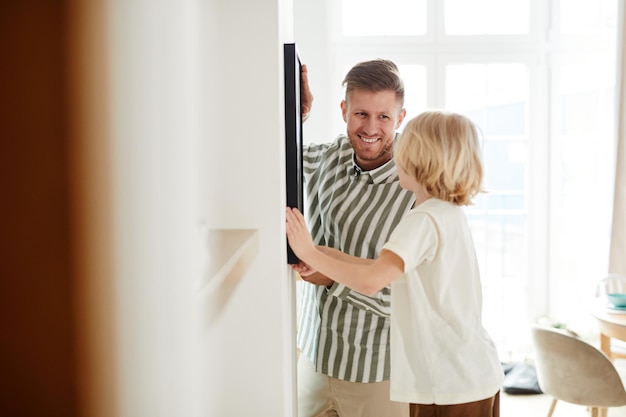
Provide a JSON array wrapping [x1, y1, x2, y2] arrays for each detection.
[[301, 64, 313, 121], [291, 261, 316, 277], [291, 261, 335, 287], [292, 262, 334, 286], [300, 272, 334, 287]]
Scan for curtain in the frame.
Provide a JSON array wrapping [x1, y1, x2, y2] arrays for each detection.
[[609, 0, 626, 276]]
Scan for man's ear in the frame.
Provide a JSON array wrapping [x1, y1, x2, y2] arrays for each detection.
[[396, 108, 407, 129], [341, 100, 348, 123]]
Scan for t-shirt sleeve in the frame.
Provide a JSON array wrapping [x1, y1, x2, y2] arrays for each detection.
[[380, 211, 439, 273]]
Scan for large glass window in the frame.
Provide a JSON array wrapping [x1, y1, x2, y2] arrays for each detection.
[[444, 0, 530, 35], [446, 63, 530, 356], [341, 0, 427, 36], [325, 0, 618, 359], [549, 58, 617, 325], [559, 0, 618, 35]]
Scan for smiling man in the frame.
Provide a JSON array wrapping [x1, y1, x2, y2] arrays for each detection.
[[296, 59, 416, 417]]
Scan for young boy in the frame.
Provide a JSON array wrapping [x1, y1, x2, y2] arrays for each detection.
[[286, 110, 504, 417]]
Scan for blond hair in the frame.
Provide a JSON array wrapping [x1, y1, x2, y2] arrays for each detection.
[[394, 110, 483, 206]]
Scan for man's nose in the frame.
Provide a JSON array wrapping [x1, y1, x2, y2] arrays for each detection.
[[362, 117, 379, 134]]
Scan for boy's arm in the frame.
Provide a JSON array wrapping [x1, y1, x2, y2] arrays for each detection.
[[305, 249, 403, 296], [318, 246, 375, 265]]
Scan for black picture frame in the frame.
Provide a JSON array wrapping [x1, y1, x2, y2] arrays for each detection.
[[284, 43, 304, 265]]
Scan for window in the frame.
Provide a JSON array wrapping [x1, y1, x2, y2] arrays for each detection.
[[321, 0, 618, 360], [444, 0, 530, 35], [341, 0, 427, 36]]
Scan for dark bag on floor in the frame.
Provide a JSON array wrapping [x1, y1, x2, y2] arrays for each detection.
[[501, 362, 543, 395]]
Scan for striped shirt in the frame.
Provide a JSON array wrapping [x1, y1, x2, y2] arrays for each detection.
[[297, 134, 415, 383]]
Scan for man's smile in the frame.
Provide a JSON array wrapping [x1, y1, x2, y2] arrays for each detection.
[[359, 136, 379, 143]]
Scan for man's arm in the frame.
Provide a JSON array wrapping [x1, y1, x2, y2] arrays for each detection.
[[293, 246, 397, 317], [300, 249, 402, 317]]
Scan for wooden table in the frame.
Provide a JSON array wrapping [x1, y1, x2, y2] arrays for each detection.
[[589, 296, 626, 360]]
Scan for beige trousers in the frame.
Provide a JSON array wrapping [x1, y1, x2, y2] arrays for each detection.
[[297, 354, 409, 417]]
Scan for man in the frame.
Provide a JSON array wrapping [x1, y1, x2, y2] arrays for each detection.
[[297, 59, 414, 417]]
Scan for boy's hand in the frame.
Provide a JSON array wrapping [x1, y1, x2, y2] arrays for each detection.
[[286, 207, 316, 260]]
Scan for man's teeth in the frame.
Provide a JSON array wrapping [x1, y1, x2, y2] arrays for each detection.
[[361, 137, 378, 143]]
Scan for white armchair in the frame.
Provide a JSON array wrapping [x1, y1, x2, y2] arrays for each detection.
[[530, 324, 626, 417]]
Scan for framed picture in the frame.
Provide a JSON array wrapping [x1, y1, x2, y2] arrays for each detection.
[[284, 43, 304, 264]]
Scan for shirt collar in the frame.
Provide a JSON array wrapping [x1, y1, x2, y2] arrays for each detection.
[[347, 155, 398, 185]]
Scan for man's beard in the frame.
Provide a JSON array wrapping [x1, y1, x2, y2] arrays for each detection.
[[349, 134, 393, 163]]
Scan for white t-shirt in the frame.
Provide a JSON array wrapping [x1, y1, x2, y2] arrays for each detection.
[[381, 198, 504, 405]]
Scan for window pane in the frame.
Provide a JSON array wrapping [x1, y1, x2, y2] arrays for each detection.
[[342, 0, 427, 36], [446, 63, 529, 359], [559, 0, 617, 35], [550, 60, 615, 321], [445, 0, 529, 35], [399, 65, 427, 129]]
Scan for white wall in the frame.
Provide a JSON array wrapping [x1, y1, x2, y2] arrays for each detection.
[[76, 0, 298, 416]]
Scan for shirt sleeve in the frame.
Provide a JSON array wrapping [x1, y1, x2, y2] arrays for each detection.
[[303, 143, 328, 246], [381, 211, 439, 273], [326, 282, 392, 318], [327, 213, 439, 318]]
